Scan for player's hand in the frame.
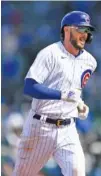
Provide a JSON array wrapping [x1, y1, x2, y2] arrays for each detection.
[[61, 88, 81, 103], [77, 100, 89, 120]]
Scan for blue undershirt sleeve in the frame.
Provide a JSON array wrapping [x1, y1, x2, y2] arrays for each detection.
[[24, 78, 61, 100]]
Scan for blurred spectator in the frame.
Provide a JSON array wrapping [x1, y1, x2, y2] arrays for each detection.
[[1, 156, 14, 176], [1, 1, 101, 176]]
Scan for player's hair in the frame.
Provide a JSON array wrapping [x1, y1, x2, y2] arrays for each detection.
[[60, 29, 64, 41], [60, 26, 66, 41]]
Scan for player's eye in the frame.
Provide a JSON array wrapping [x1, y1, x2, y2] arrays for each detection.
[[75, 27, 91, 33]]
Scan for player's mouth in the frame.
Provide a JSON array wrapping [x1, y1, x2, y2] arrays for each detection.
[[79, 38, 86, 45]]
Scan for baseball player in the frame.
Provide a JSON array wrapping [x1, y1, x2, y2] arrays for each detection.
[[13, 11, 97, 176]]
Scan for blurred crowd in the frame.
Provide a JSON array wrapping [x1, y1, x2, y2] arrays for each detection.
[[1, 1, 101, 176]]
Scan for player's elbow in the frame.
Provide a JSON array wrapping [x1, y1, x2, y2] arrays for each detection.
[[24, 81, 31, 97], [23, 78, 39, 99], [24, 84, 30, 96], [24, 78, 35, 97]]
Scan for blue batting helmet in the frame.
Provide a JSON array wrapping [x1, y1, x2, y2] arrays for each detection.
[[61, 11, 95, 43]]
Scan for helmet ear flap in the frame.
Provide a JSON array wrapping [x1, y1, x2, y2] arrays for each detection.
[[86, 33, 93, 43]]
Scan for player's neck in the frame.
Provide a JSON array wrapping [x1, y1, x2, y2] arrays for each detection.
[[63, 40, 79, 57]]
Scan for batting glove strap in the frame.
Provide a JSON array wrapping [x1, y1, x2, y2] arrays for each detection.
[[61, 89, 82, 103]]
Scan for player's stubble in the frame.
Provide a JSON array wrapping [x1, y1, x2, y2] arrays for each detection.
[[69, 29, 86, 50]]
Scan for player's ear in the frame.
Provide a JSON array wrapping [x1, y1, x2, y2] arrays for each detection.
[[64, 27, 71, 38], [62, 26, 70, 41], [64, 26, 70, 32]]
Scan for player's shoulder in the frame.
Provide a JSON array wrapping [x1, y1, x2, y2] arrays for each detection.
[[35, 42, 59, 67], [83, 49, 97, 71], [38, 41, 60, 55]]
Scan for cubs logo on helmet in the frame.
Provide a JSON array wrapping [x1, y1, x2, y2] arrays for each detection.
[[61, 11, 95, 43]]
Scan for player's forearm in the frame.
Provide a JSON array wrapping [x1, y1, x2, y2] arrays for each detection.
[[24, 78, 82, 103], [24, 78, 61, 100]]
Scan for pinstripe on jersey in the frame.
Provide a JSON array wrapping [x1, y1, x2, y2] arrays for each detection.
[[26, 41, 97, 119], [13, 41, 97, 176]]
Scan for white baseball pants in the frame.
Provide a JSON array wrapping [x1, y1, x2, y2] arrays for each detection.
[[12, 115, 85, 176]]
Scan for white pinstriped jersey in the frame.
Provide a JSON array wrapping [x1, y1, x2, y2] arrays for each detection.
[[26, 41, 97, 119]]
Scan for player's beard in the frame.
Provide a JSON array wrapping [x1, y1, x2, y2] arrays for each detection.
[[69, 30, 85, 50]]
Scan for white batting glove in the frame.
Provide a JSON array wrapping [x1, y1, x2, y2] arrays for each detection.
[[77, 100, 89, 120], [61, 88, 82, 103]]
